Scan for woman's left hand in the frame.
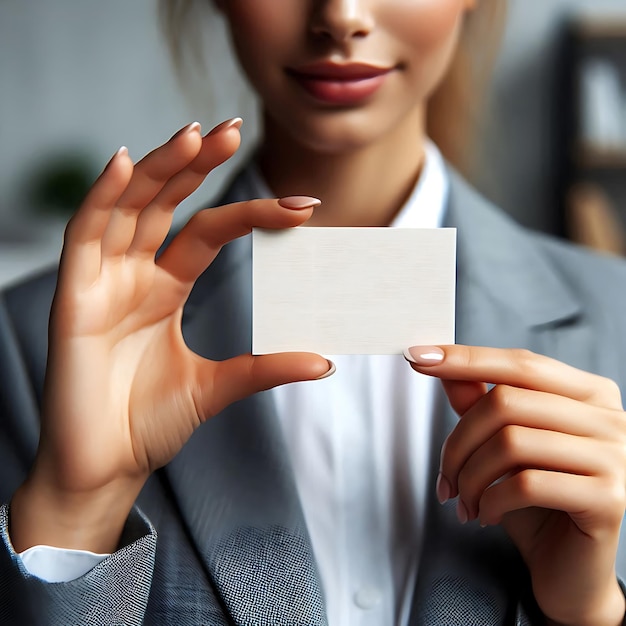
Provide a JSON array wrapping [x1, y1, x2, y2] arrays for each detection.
[[405, 345, 626, 626]]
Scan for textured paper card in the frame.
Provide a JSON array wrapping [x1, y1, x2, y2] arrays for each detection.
[[253, 227, 456, 355]]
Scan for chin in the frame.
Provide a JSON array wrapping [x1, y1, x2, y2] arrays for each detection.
[[281, 109, 397, 156], [296, 130, 380, 155]]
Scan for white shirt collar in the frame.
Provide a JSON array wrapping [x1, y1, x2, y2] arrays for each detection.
[[390, 140, 449, 229], [247, 139, 449, 229]]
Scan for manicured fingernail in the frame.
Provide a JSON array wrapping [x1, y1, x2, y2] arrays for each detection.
[[278, 196, 322, 210], [207, 117, 243, 136], [456, 500, 469, 524], [436, 472, 451, 504], [172, 121, 201, 139], [316, 360, 336, 380], [105, 146, 128, 169], [403, 346, 445, 366]]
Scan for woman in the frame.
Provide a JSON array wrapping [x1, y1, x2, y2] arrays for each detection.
[[1, 1, 626, 624]]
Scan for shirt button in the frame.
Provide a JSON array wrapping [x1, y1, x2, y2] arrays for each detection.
[[353, 586, 382, 610]]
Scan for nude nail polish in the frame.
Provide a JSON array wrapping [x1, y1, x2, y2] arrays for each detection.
[[206, 117, 243, 136], [171, 121, 201, 140], [278, 196, 322, 210], [105, 146, 128, 169], [403, 346, 445, 366]]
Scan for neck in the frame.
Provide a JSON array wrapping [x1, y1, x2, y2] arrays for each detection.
[[257, 109, 426, 227]]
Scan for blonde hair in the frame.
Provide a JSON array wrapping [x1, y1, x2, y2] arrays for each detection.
[[159, 0, 506, 177], [427, 0, 507, 177]]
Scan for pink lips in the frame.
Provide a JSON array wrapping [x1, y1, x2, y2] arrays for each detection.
[[287, 62, 393, 106]]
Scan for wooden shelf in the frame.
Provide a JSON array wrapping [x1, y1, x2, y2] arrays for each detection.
[[559, 15, 626, 242], [574, 143, 626, 170], [573, 18, 626, 40]]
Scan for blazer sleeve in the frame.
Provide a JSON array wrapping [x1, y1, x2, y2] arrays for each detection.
[[0, 504, 157, 626], [0, 270, 158, 624]]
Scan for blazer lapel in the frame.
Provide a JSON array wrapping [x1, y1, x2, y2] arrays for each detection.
[[161, 166, 607, 625], [164, 179, 327, 625], [410, 171, 601, 625]]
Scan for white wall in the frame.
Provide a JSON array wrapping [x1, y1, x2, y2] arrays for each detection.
[[0, 1, 256, 223], [0, 1, 257, 285]]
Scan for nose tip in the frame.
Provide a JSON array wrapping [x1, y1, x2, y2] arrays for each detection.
[[310, 0, 374, 42]]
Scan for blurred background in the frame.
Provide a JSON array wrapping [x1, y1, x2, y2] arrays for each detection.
[[1, 0, 626, 287]]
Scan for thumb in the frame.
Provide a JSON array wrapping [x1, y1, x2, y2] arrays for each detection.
[[200, 353, 335, 417]]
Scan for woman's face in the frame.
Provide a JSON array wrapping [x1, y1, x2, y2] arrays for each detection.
[[217, 0, 476, 154]]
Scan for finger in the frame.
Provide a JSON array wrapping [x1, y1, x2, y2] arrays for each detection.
[[156, 196, 321, 286], [441, 379, 488, 416], [64, 147, 133, 245], [59, 147, 133, 288], [405, 345, 622, 409], [100, 122, 203, 258], [199, 353, 335, 419], [478, 470, 625, 533], [457, 427, 612, 519], [441, 385, 623, 496], [128, 118, 243, 257], [117, 122, 206, 210]]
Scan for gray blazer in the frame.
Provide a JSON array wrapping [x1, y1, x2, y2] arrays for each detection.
[[1, 167, 626, 625]]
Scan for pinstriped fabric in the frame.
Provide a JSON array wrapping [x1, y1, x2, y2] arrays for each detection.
[[0, 504, 156, 626]]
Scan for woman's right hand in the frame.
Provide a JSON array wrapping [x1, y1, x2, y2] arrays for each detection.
[[9, 120, 331, 553]]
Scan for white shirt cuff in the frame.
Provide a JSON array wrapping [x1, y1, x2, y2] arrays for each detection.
[[19, 544, 110, 583]]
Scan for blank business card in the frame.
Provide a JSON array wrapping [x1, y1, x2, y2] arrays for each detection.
[[252, 227, 456, 355]]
